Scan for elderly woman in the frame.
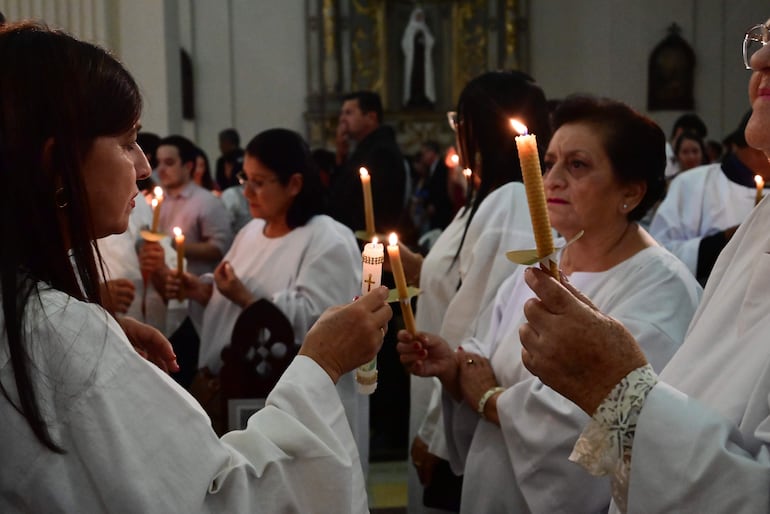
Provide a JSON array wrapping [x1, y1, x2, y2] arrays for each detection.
[[398, 96, 703, 513], [520, 19, 770, 513], [169, 128, 368, 463]]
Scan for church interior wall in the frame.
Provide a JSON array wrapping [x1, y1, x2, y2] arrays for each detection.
[[0, 0, 767, 160]]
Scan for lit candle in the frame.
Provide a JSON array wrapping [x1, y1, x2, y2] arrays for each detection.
[[151, 186, 164, 233], [511, 119, 558, 278], [755, 175, 765, 206], [359, 167, 376, 237], [451, 153, 460, 168], [173, 226, 185, 276], [463, 167, 473, 194], [357, 237, 384, 394], [386, 233, 417, 334]]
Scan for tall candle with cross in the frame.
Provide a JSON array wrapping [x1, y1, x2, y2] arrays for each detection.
[[357, 237, 384, 394]]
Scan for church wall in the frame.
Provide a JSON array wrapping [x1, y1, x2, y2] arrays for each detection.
[[0, 1, 768, 157], [530, 0, 767, 140]]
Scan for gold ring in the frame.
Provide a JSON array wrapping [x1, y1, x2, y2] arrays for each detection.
[[467, 358, 475, 365]]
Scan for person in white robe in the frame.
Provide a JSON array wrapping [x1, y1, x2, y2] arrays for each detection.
[[0, 24, 391, 513], [399, 96, 702, 513], [649, 109, 770, 284], [98, 196, 186, 336], [518, 25, 770, 513], [394, 71, 551, 513], [170, 129, 369, 471]]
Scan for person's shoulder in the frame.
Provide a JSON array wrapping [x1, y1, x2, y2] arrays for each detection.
[[626, 245, 701, 289]]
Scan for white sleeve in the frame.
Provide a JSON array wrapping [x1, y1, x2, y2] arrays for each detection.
[[649, 175, 706, 275], [627, 382, 770, 514]]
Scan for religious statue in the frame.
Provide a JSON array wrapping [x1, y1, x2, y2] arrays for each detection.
[[402, 7, 436, 109]]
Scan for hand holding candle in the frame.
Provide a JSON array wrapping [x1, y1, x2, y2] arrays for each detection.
[[756, 175, 765, 206], [150, 186, 164, 233], [357, 237, 384, 394], [386, 233, 417, 334], [511, 119, 558, 278], [359, 167, 376, 237]]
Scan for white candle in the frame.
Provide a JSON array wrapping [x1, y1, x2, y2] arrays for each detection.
[[386, 233, 417, 334], [756, 175, 765, 206], [357, 237, 384, 394], [511, 119, 558, 278], [173, 226, 185, 276], [151, 186, 164, 233], [463, 167, 473, 194], [359, 167, 376, 237]]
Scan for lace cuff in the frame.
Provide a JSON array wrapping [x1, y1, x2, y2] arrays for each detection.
[[568, 364, 658, 513]]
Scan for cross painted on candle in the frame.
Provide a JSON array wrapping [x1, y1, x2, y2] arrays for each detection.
[[358, 236, 384, 394], [511, 119, 558, 278]]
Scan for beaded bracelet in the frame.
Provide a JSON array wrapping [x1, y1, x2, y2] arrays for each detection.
[[477, 386, 506, 417]]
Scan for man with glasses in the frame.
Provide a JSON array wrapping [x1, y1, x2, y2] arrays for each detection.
[[520, 19, 770, 513]]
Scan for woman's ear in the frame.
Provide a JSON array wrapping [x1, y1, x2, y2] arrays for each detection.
[[288, 173, 304, 196], [622, 180, 646, 213]]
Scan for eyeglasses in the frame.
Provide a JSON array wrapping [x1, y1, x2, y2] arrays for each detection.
[[237, 171, 279, 191], [447, 111, 461, 132], [743, 22, 770, 69]]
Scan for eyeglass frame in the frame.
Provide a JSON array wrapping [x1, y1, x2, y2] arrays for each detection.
[[236, 170, 280, 191], [447, 111, 461, 132], [743, 22, 770, 70]]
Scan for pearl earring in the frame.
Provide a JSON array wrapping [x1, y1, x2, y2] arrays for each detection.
[[622, 203, 628, 210]]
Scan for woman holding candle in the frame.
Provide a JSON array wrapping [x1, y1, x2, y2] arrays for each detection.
[[0, 23, 390, 512], [520, 23, 770, 513], [165, 128, 371, 466], [397, 70, 552, 513], [398, 96, 703, 513]]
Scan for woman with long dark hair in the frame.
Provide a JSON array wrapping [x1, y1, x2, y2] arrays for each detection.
[[0, 22, 389, 512]]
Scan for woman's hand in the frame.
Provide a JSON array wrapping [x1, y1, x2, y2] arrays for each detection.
[[396, 330, 461, 400], [117, 316, 179, 373], [456, 350, 500, 423], [519, 267, 647, 414], [166, 271, 212, 305], [214, 261, 255, 308], [299, 286, 392, 384], [101, 278, 136, 314], [384, 242, 423, 286]]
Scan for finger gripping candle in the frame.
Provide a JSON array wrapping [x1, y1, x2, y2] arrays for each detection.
[[511, 119, 558, 278]]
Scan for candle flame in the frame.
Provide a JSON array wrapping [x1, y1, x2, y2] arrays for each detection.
[[154, 186, 164, 199], [510, 119, 528, 135], [151, 198, 158, 208], [172, 226, 183, 237], [756, 175, 765, 187], [372, 236, 379, 245], [359, 167, 369, 179], [388, 232, 398, 247], [451, 154, 459, 164], [463, 168, 472, 178]]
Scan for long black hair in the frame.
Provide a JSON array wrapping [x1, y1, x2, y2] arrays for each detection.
[[452, 70, 551, 264], [0, 22, 142, 452]]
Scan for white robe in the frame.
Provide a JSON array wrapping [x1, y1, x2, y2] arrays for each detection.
[[0, 287, 368, 513], [197, 214, 369, 472], [622, 191, 770, 513], [649, 162, 756, 274], [444, 245, 702, 513], [401, 8, 436, 104], [409, 182, 537, 513]]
